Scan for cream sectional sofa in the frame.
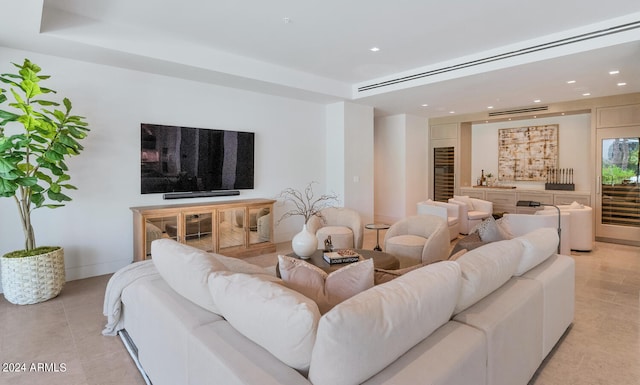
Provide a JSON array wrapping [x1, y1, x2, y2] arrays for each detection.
[[106, 228, 574, 385]]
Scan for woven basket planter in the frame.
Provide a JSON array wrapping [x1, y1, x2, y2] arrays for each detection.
[[1, 247, 66, 305]]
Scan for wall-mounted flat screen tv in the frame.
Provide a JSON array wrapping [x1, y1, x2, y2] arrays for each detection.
[[140, 123, 254, 194]]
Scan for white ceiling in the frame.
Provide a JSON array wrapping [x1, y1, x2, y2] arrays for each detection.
[[3, 0, 640, 118]]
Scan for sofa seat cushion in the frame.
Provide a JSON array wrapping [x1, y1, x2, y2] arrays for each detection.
[[447, 216, 459, 226], [308, 261, 462, 385], [189, 322, 313, 385], [208, 272, 320, 372], [453, 239, 523, 314], [521, 254, 575, 356], [362, 321, 487, 385], [513, 227, 559, 276], [454, 278, 544, 385], [151, 239, 275, 314], [315, 226, 353, 249], [278, 255, 374, 314], [384, 234, 426, 258]]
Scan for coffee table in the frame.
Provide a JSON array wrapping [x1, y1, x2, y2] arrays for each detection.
[[282, 249, 399, 275]]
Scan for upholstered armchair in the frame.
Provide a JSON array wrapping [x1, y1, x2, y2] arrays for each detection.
[[500, 213, 571, 255], [307, 207, 364, 250], [417, 200, 460, 241], [383, 215, 450, 268], [538, 203, 593, 251], [448, 195, 493, 234]]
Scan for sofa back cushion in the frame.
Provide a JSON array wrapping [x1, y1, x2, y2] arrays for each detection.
[[151, 239, 228, 314], [278, 255, 374, 314], [208, 272, 321, 373], [453, 239, 523, 314], [308, 261, 461, 385], [513, 227, 559, 276], [151, 239, 277, 314]]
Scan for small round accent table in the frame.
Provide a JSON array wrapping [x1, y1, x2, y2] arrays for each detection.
[[365, 223, 390, 251]]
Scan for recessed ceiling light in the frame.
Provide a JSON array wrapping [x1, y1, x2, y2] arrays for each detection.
[[533, 99, 541, 103], [582, 93, 591, 96], [449, 111, 455, 114], [370, 47, 380, 52], [487, 106, 494, 109], [421, 104, 429, 107], [609, 70, 620, 75], [566, 80, 576, 84], [617, 82, 627, 86]]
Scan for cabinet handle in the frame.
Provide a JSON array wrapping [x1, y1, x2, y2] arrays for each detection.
[[596, 176, 601, 195]]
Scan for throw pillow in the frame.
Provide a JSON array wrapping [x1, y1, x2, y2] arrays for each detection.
[[472, 216, 512, 242], [151, 239, 228, 314], [151, 239, 277, 314], [569, 201, 584, 209], [513, 227, 559, 276], [453, 238, 524, 314], [277, 255, 374, 314], [208, 271, 320, 372]]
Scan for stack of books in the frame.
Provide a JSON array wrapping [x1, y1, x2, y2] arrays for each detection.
[[322, 249, 361, 265]]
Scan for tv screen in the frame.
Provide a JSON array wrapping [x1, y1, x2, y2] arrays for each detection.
[[140, 124, 254, 194]]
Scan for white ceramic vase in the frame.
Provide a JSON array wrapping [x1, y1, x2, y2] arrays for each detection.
[[291, 224, 317, 258]]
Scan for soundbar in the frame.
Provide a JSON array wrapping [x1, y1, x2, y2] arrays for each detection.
[[163, 190, 240, 200]]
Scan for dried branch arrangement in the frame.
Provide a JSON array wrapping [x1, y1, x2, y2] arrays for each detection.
[[276, 181, 339, 225]]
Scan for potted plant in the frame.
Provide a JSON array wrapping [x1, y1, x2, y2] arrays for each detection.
[[0, 59, 90, 305], [276, 181, 339, 258]]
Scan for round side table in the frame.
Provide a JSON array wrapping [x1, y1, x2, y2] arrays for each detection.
[[365, 223, 390, 251]]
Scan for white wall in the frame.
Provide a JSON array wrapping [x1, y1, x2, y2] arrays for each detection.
[[0, 47, 329, 289], [327, 102, 375, 223], [471, 114, 591, 191], [374, 114, 429, 224]]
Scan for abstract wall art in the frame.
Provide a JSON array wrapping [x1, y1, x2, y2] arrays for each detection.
[[498, 124, 558, 181]]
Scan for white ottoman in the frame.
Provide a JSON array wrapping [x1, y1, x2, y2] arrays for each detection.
[[541, 204, 593, 251]]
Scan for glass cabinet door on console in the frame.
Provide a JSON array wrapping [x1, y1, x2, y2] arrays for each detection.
[[182, 211, 215, 253], [248, 206, 273, 246], [131, 199, 277, 262], [144, 214, 179, 258], [218, 208, 246, 252]]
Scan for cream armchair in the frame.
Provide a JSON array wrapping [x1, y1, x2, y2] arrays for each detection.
[[307, 207, 363, 249], [383, 215, 450, 268], [539, 203, 593, 251], [500, 212, 571, 255], [417, 200, 460, 241], [448, 195, 493, 234]]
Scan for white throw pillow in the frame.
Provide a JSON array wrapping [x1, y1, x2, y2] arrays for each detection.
[[513, 227, 559, 276], [151, 239, 276, 314], [151, 239, 228, 313], [278, 255, 374, 314], [454, 195, 475, 211], [473, 216, 513, 242], [208, 272, 320, 372], [308, 261, 462, 385], [453, 239, 523, 314]]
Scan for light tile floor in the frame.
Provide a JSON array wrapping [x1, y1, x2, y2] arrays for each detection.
[[0, 232, 638, 385]]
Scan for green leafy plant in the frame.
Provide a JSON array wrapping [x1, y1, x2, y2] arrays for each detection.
[[0, 59, 90, 253]]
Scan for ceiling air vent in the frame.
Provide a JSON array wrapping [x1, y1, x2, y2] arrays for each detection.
[[488, 106, 549, 117], [357, 19, 640, 93]]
